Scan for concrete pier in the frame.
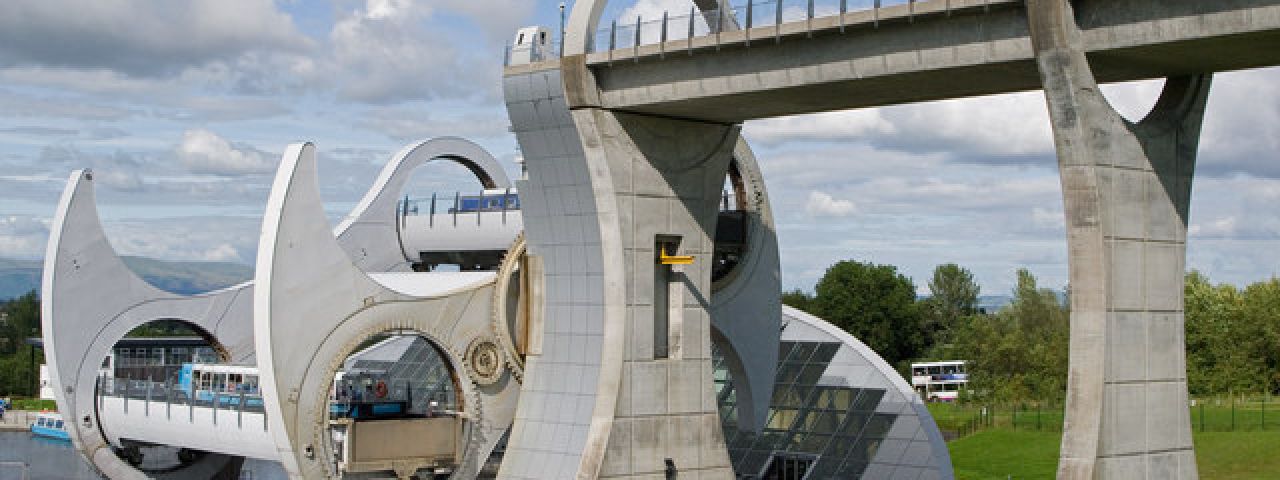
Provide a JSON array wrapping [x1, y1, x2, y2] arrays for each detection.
[[1029, 1, 1209, 478]]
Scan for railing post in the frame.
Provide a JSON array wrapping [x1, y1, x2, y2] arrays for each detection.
[[502, 187, 511, 224], [452, 192, 460, 227], [213, 392, 219, 425], [745, 0, 753, 46], [687, 6, 695, 55], [775, 0, 782, 44], [238, 393, 245, 429], [946, 0, 952, 16], [609, 19, 617, 65], [909, 0, 915, 23], [124, 373, 130, 414], [874, 0, 881, 28], [145, 377, 152, 417], [661, 11, 668, 58], [429, 192, 436, 227], [839, 0, 847, 33], [166, 377, 172, 420], [713, 0, 722, 50], [476, 190, 484, 226], [633, 15, 641, 61], [807, 0, 814, 37], [189, 378, 195, 423]]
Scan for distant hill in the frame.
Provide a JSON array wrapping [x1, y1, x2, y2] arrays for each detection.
[[0, 256, 253, 300]]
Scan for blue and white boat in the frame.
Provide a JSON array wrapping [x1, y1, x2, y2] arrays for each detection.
[[30, 412, 71, 441]]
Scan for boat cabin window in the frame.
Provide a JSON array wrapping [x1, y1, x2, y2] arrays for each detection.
[[54, 420, 64, 429], [517, 33, 525, 44], [36, 418, 46, 427]]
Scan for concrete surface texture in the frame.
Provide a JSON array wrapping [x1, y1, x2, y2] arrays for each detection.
[[579, 0, 1280, 122], [1028, 1, 1209, 478]]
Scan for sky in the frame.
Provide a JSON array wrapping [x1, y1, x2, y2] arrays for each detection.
[[1, 0, 1278, 297]]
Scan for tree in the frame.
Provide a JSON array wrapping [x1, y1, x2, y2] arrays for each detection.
[[921, 263, 980, 348], [0, 291, 40, 397], [780, 289, 814, 314], [811, 260, 923, 368], [1185, 271, 1276, 395], [949, 269, 1069, 403]]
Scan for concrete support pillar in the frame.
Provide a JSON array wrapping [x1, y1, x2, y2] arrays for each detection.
[[572, 109, 738, 479], [501, 62, 765, 478], [1027, 1, 1211, 478]]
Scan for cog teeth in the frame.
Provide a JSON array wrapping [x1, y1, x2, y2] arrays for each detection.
[[491, 232, 527, 384]]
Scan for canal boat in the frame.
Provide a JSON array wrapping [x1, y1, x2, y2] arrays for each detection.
[[30, 412, 70, 441]]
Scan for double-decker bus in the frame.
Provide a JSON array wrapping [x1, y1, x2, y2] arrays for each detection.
[[910, 360, 968, 402]]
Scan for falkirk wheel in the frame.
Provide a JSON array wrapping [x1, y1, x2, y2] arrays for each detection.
[[41, 29, 953, 480]]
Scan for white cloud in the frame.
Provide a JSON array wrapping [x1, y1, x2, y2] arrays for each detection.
[[804, 191, 856, 217], [1031, 207, 1063, 230], [746, 109, 896, 146], [0, 215, 50, 259], [0, 0, 312, 76], [199, 243, 243, 263], [176, 129, 277, 176]]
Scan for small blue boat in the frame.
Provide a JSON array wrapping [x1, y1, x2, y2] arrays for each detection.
[[30, 412, 71, 441]]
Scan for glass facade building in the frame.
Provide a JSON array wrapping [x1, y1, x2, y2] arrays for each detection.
[[714, 307, 953, 479]]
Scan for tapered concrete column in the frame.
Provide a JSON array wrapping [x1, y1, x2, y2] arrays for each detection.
[[576, 109, 738, 479], [1028, 1, 1211, 478]]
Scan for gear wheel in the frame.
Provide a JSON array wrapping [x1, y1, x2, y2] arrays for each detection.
[[491, 232, 527, 383], [465, 336, 505, 386]]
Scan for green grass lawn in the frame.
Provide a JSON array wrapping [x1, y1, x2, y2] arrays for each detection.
[[948, 429, 1280, 479]]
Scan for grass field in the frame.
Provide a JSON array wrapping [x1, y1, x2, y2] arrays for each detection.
[[948, 429, 1280, 479], [928, 398, 1279, 435]]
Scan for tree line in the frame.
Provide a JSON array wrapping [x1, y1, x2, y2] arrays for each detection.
[[784, 260, 1280, 404], [0, 292, 40, 397]]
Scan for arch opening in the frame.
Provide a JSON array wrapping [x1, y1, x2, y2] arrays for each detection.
[[97, 319, 237, 473], [712, 159, 750, 287], [395, 157, 521, 273], [325, 330, 468, 478], [1099, 78, 1168, 124]]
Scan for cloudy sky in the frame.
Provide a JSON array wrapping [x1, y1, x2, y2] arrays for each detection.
[[1, 0, 1278, 297]]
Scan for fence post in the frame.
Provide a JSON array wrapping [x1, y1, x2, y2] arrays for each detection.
[[1012, 404, 1016, 430], [1199, 402, 1205, 432], [1263, 393, 1268, 430], [1232, 395, 1236, 432], [1036, 404, 1042, 431]]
